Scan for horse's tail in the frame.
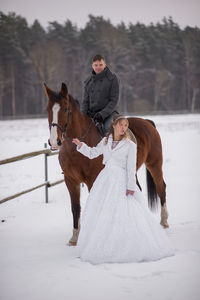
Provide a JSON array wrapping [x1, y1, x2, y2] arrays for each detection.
[[145, 118, 159, 210], [146, 168, 159, 210]]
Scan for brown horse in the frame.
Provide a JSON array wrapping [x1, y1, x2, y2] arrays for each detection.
[[44, 82, 169, 245]]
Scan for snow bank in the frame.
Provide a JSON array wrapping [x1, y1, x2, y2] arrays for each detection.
[[0, 114, 200, 300]]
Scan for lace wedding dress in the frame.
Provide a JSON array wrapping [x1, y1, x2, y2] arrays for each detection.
[[76, 137, 174, 264]]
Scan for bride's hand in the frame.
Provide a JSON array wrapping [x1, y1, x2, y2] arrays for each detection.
[[72, 138, 82, 147], [126, 190, 135, 196]]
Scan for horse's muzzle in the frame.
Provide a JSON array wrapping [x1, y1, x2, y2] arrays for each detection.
[[48, 138, 62, 151]]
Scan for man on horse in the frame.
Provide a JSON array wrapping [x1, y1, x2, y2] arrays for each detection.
[[81, 54, 119, 136]]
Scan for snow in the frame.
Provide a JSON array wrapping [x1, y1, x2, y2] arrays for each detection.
[[0, 114, 200, 300]]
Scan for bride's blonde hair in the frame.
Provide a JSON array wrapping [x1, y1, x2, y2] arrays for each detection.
[[105, 114, 130, 144]]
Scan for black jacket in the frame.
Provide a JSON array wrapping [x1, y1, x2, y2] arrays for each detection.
[[81, 67, 119, 120]]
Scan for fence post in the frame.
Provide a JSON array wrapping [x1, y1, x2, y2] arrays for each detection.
[[44, 143, 49, 203]]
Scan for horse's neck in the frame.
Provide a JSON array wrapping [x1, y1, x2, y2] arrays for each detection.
[[68, 112, 101, 143], [85, 118, 102, 145]]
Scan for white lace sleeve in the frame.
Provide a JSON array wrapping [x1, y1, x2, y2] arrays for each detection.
[[126, 141, 137, 191], [77, 138, 105, 159]]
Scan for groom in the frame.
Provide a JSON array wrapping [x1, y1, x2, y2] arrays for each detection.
[[81, 54, 119, 135]]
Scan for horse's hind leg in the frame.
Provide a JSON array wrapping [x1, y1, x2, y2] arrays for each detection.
[[159, 180, 169, 228], [146, 163, 169, 228], [65, 177, 81, 245], [157, 178, 169, 228]]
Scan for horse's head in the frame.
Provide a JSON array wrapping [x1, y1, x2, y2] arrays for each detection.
[[44, 82, 73, 150]]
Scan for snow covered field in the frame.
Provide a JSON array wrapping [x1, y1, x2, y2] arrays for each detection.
[[0, 114, 200, 300]]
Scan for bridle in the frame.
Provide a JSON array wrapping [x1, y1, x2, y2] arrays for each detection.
[[51, 105, 94, 142], [51, 106, 71, 137]]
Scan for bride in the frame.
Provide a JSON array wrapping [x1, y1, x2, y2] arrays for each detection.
[[72, 115, 174, 264]]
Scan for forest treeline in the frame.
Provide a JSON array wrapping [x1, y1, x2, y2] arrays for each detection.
[[0, 12, 200, 118]]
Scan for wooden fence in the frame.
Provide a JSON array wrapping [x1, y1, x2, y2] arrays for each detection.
[[0, 143, 64, 204]]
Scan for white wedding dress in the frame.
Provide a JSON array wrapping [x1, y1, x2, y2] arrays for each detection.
[[76, 136, 174, 264]]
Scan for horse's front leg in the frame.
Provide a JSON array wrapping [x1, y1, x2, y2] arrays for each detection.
[[64, 177, 81, 246]]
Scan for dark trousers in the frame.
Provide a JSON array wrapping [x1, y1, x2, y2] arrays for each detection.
[[103, 111, 118, 134]]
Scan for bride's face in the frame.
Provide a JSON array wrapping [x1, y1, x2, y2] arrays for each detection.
[[113, 119, 128, 137]]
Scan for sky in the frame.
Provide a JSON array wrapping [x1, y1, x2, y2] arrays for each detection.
[[1, 0, 200, 29]]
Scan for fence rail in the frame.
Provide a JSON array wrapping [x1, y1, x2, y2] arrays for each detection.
[[0, 149, 57, 165], [0, 144, 64, 204]]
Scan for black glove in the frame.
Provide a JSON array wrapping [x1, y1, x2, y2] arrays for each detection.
[[86, 110, 93, 117], [93, 112, 103, 123]]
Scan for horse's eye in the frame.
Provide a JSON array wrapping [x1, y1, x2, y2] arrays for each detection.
[[64, 108, 68, 113]]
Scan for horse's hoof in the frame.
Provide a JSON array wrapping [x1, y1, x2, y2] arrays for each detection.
[[67, 241, 77, 246], [161, 223, 169, 229]]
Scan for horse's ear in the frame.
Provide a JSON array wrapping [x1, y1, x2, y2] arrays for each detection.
[[44, 83, 53, 100], [60, 83, 68, 98]]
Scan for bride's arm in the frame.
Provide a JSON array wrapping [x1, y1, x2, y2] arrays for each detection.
[[126, 141, 137, 192], [72, 138, 105, 159]]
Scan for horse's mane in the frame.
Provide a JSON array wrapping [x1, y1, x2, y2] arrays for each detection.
[[50, 92, 62, 103], [50, 91, 80, 110], [68, 94, 80, 110]]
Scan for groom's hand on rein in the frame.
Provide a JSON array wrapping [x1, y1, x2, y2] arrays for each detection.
[[93, 112, 103, 123], [72, 138, 82, 148]]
